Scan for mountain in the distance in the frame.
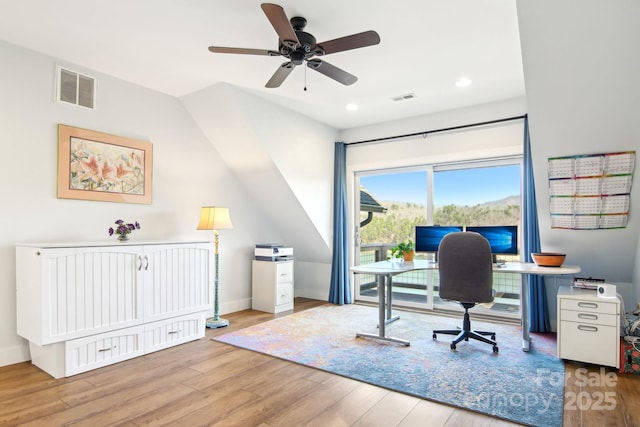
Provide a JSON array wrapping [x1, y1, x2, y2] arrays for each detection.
[[379, 195, 520, 209]]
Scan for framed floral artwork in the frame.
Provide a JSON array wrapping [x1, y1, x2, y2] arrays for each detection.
[[57, 124, 153, 204]]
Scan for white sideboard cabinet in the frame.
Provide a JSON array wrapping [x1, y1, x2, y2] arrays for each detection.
[[16, 241, 212, 378], [557, 286, 620, 368], [252, 260, 294, 313]]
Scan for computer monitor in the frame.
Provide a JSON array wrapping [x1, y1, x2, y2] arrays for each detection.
[[465, 226, 518, 260], [415, 226, 463, 253]]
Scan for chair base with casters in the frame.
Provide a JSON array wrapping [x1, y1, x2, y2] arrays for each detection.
[[433, 302, 499, 353]]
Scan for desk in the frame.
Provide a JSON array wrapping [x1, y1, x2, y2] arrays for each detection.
[[351, 260, 580, 349]]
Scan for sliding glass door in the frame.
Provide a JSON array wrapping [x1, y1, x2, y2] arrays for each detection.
[[354, 158, 523, 320], [356, 169, 432, 309], [432, 162, 522, 319]]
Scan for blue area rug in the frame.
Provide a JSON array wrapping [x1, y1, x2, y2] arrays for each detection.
[[215, 304, 564, 426]]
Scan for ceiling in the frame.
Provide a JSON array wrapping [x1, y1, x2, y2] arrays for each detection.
[[0, 0, 525, 130]]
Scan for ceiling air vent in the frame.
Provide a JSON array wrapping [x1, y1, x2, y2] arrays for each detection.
[[391, 93, 416, 102], [57, 66, 96, 109]]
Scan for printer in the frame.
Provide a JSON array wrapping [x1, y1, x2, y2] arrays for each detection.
[[254, 243, 294, 262]]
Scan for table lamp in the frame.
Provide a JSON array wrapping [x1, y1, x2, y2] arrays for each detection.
[[197, 206, 233, 328]]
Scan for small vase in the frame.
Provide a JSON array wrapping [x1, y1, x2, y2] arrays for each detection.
[[117, 234, 129, 242]]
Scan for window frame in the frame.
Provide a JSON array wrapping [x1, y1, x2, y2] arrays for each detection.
[[353, 155, 524, 317]]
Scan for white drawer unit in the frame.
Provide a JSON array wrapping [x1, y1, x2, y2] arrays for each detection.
[[16, 241, 212, 378], [557, 286, 620, 368], [252, 260, 294, 313]]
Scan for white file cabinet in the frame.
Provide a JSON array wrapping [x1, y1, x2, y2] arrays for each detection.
[[252, 260, 294, 313], [557, 286, 620, 368]]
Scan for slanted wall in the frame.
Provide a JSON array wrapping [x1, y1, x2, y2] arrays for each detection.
[[181, 84, 337, 296]]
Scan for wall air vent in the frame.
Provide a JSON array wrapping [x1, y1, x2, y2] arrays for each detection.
[[56, 66, 96, 109], [391, 93, 416, 102]]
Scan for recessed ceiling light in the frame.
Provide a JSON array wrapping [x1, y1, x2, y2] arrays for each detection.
[[346, 103, 358, 111], [456, 77, 472, 87]]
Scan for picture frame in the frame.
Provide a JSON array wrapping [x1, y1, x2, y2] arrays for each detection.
[[57, 124, 153, 204]]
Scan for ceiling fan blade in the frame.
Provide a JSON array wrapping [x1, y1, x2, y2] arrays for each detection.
[[208, 46, 280, 56], [314, 30, 380, 56], [266, 62, 296, 88], [261, 3, 300, 49], [307, 59, 357, 86]]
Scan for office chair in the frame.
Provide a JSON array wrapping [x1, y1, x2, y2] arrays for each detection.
[[432, 231, 499, 353]]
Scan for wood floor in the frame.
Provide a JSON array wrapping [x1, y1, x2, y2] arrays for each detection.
[[1, 298, 639, 426]]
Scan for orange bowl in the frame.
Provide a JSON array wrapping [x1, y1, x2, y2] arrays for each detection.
[[531, 252, 566, 267]]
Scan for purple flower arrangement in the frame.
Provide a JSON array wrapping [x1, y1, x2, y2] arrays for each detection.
[[108, 219, 141, 241]]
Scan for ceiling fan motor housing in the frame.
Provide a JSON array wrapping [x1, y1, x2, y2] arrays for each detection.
[[278, 16, 321, 63]]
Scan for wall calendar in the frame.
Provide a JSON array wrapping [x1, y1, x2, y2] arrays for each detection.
[[548, 151, 635, 229]]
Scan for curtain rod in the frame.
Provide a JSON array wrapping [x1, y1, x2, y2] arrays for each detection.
[[345, 114, 527, 146]]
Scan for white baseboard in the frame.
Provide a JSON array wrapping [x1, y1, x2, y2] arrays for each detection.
[[295, 288, 328, 301], [0, 342, 31, 368], [219, 298, 252, 316]]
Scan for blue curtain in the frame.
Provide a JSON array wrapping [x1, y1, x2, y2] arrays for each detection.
[[523, 116, 550, 332], [329, 142, 352, 304]]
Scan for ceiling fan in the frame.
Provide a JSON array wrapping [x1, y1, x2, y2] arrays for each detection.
[[208, 3, 380, 88]]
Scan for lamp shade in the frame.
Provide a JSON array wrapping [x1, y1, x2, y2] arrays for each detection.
[[197, 206, 233, 230]]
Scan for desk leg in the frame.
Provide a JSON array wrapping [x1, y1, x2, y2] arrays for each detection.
[[379, 275, 386, 338], [385, 275, 400, 325], [521, 275, 530, 352], [356, 274, 410, 346]]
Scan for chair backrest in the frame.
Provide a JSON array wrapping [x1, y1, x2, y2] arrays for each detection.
[[437, 231, 494, 303]]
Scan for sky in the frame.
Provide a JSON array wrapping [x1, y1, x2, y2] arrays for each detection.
[[361, 165, 520, 206]]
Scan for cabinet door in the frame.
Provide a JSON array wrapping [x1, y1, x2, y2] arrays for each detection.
[[143, 243, 212, 321], [41, 246, 144, 344]]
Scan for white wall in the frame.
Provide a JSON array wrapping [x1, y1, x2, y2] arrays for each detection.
[[181, 83, 338, 299], [517, 0, 640, 305], [181, 84, 337, 263], [0, 40, 277, 366]]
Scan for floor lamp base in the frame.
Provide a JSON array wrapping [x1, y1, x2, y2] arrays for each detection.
[[206, 317, 229, 329]]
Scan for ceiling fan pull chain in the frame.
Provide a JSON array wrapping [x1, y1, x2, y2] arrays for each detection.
[[304, 63, 307, 91]]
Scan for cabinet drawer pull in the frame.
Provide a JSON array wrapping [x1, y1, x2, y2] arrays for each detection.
[[578, 302, 598, 309], [168, 330, 181, 335], [578, 313, 598, 320], [577, 325, 598, 332], [98, 346, 117, 352]]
